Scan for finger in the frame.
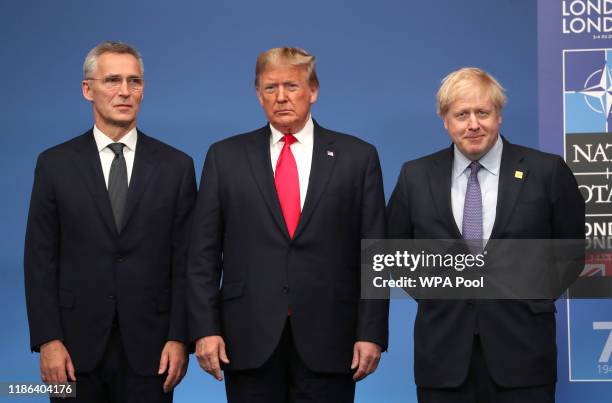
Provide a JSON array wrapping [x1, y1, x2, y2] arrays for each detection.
[[66, 358, 77, 381], [208, 354, 222, 381], [159, 350, 169, 375], [365, 355, 379, 375], [165, 358, 179, 392], [219, 343, 230, 364], [56, 365, 68, 384], [350, 345, 359, 370], [353, 355, 370, 381]]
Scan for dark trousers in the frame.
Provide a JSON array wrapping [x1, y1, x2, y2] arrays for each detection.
[[51, 324, 171, 403], [225, 320, 355, 403], [417, 336, 555, 403]]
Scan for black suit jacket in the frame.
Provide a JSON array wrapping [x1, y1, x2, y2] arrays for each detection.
[[387, 138, 585, 388], [24, 130, 196, 375], [187, 122, 389, 373]]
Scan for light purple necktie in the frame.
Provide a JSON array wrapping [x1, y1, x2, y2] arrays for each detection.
[[462, 161, 483, 251]]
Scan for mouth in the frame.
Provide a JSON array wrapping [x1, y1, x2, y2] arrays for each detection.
[[114, 104, 133, 109], [275, 109, 294, 114]]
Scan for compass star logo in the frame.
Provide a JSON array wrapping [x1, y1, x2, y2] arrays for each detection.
[[580, 65, 612, 117]]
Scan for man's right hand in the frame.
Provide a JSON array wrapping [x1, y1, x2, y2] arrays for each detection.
[[39, 340, 76, 383], [195, 335, 229, 381]]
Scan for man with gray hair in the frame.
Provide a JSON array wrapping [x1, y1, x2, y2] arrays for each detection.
[[387, 67, 584, 402], [24, 41, 195, 402], [188, 47, 389, 402]]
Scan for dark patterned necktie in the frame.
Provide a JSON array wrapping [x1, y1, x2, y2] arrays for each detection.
[[107, 143, 128, 231]]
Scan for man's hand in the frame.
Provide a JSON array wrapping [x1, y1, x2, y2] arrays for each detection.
[[195, 335, 229, 381], [351, 341, 382, 381], [158, 341, 188, 393], [40, 340, 76, 383]]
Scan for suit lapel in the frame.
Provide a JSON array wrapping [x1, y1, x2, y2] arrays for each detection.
[[490, 139, 527, 239], [430, 146, 462, 238], [293, 123, 336, 240], [121, 131, 159, 232], [72, 130, 117, 236], [246, 126, 289, 237]]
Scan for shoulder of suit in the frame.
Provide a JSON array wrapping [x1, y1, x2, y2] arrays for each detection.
[[138, 131, 193, 163], [505, 141, 563, 163], [37, 130, 93, 162], [316, 125, 380, 157], [399, 147, 449, 172]]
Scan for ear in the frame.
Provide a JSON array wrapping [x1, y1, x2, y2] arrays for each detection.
[[442, 115, 449, 130], [309, 85, 319, 104], [256, 87, 264, 107], [82, 80, 94, 102], [498, 113, 502, 125]]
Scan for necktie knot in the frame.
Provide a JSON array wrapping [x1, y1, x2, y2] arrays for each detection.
[[282, 134, 297, 146], [107, 142, 125, 157], [469, 160, 481, 177]]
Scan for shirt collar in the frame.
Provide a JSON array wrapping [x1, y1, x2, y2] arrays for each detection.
[[453, 134, 503, 179], [269, 115, 314, 147], [93, 125, 138, 153]]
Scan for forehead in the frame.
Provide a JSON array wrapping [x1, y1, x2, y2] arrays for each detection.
[[258, 63, 308, 83], [95, 52, 141, 75], [448, 84, 495, 110]]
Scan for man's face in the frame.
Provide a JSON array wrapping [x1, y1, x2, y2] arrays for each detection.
[[256, 63, 318, 134], [443, 84, 501, 160], [82, 52, 144, 133]]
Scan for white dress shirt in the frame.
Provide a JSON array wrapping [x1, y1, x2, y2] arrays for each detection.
[[451, 134, 503, 243], [93, 126, 137, 188], [270, 116, 314, 209]]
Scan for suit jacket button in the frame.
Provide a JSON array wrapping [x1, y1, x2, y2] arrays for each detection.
[[107, 294, 116, 300], [282, 285, 289, 294], [117, 256, 124, 262]]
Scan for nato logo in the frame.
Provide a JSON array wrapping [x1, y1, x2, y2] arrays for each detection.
[[564, 49, 612, 134]]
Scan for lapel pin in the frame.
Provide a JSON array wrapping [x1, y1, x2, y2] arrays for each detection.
[[514, 170, 524, 179], [327, 150, 334, 157]]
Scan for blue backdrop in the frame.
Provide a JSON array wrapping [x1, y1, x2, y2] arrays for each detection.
[[2, 0, 595, 402]]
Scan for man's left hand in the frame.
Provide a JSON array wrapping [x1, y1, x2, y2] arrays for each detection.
[[158, 341, 188, 393], [351, 341, 381, 381]]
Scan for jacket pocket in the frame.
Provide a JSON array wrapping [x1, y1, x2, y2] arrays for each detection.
[[526, 300, 557, 314], [221, 281, 244, 301]]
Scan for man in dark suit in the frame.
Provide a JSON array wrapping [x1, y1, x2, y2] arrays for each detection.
[[187, 47, 388, 402], [387, 67, 585, 402], [24, 41, 195, 402]]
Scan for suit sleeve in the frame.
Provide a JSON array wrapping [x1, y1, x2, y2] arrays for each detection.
[[550, 156, 586, 293], [187, 145, 224, 341], [24, 154, 63, 351], [356, 146, 390, 350], [387, 163, 414, 239], [167, 157, 197, 343]]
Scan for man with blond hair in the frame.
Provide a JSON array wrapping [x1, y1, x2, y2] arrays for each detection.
[[25, 41, 195, 402], [387, 67, 584, 402], [188, 47, 388, 402]]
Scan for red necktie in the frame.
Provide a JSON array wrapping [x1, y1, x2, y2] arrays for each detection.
[[275, 134, 301, 238]]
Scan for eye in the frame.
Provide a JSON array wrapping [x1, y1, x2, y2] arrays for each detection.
[[455, 112, 467, 120], [478, 110, 490, 117], [104, 75, 122, 85], [287, 83, 299, 91], [128, 77, 144, 87], [264, 85, 276, 94]]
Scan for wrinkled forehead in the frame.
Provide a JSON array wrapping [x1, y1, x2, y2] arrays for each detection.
[[448, 82, 496, 108]]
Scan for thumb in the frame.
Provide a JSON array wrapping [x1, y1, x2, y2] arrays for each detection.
[[66, 357, 77, 382], [351, 344, 360, 370], [158, 350, 169, 375], [219, 342, 230, 364]]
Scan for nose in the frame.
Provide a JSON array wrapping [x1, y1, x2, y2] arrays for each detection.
[[467, 113, 480, 130], [118, 78, 131, 97], [276, 86, 287, 102]]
